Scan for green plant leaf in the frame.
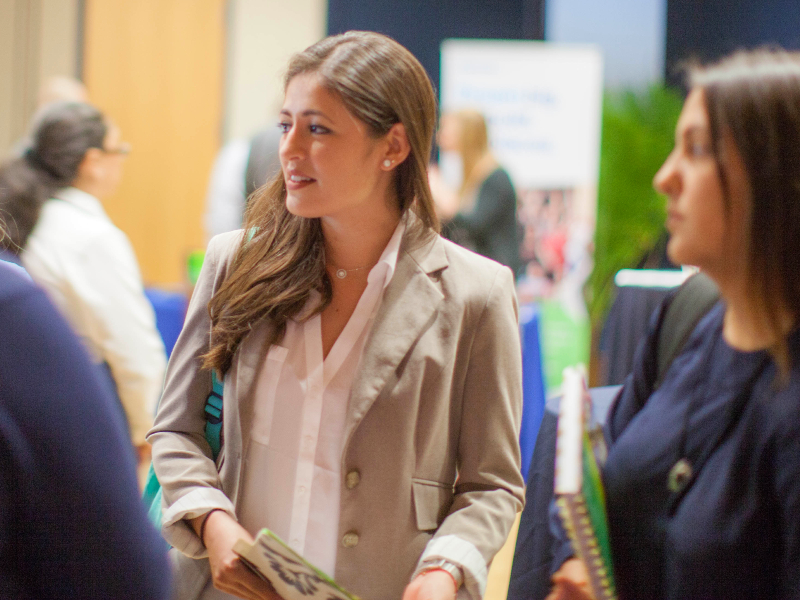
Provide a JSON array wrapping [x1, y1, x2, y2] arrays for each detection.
[[587, 85, 684, 330]]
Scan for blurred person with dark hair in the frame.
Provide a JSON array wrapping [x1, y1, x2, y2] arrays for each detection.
[[429, 108, 522, 276], [0, 101, 166, 472], [548, 48, 800, 600], [0, 258, 171, 599], [12, 76, 89, 156]]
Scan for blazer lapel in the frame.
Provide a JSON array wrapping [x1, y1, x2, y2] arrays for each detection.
[[344, 230, 448, 445], [231, 320, 275, 438], [224, 318, 275, 510]]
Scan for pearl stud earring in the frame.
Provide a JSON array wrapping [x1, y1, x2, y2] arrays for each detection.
[[383, 159, 392, 167]]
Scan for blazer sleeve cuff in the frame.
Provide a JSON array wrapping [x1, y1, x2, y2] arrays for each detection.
[[161, 487, 236, 558], [414, 534, 488, 600]]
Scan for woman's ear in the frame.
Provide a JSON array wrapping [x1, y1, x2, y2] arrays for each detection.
[[76, 147, 105, 182], [381, 122, 411, 170]]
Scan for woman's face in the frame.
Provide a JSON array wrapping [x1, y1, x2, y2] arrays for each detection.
[[653, 88, 752, 279], [279, 72, 395, 224], [436, 113, 461, 153], [73, 122, 128, 199], [97, 124, 127, 196]]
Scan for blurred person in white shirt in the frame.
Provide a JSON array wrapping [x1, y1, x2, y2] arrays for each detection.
[[0, 101, 166, 471]]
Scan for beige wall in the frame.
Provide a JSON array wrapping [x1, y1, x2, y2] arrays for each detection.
[[224, 0, 327, 141], [0, 0, 81, 156], [82, 0, 327, 285]]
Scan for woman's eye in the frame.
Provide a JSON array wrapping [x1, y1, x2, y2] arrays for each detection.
[[309, 124, 330, 134], [688, 142, 711, 157], [277, 122, 291, 133]]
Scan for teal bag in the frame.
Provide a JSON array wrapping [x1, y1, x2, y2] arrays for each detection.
[[143, 371, 224, 533]]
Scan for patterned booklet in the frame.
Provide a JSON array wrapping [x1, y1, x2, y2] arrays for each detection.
[[233, 529, 359, 600], [554, 366, 617, 600]]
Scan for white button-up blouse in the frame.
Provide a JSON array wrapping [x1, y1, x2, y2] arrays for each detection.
[[21, 187, 166, 446], [236, 219, 406, 574], [196, 220, 406, 600]]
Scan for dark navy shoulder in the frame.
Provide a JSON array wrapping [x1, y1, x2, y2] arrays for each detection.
[[760, 329, 800, 431], [0, 260, 36, 305]]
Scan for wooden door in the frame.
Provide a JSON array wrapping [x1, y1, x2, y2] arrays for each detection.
[[83, 0, 225, 285]]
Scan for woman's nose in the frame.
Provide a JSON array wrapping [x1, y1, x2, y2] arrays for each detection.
[[653, 149, 679, 196], [279, 125, 303, 162]]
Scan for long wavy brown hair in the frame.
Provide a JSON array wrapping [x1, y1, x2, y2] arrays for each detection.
[[203, 31, 440, 375], [690, 48, 800, 374]]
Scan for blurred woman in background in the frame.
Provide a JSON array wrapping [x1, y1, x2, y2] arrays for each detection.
[[0, 101, 166, 472], [429, 108, 522, 276], [149, 31, 524, 600], [548, 48, 800, 600]]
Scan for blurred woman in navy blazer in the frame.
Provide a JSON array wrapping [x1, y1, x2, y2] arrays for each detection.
[[549, 49, 800, 600]]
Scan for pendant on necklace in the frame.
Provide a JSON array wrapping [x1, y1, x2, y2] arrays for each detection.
[[667, 458, 693, 493], [336, 269, 347, 279]]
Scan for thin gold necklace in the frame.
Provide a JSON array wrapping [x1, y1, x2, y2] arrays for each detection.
[[329, 265, 368, 279]]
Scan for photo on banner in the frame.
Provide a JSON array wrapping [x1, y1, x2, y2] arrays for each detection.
[[440, 40, 603, 392]]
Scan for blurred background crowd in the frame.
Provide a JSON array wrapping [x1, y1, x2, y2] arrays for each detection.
[[5, 0, 798, 396]]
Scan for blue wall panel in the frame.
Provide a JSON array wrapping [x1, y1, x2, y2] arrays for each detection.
[[666, 0, 800, 86], [327, 0, 545, 97]]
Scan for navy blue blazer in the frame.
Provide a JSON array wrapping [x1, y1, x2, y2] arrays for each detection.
[[540, 298, 800, 600], [0, 262, 170, 598]]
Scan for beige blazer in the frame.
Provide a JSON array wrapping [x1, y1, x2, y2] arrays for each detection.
[[149, 219, 525, 600]]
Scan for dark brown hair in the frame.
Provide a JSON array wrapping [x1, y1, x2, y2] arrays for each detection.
[[689, 48, 800, 372], [203, 31, 439, 374], [0, 102, 106, 253]]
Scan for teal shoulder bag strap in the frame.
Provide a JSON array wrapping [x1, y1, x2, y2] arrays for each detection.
[[143, 371, 225, 534], [204, 371, 224, 457], [144, 230, 258, 534]]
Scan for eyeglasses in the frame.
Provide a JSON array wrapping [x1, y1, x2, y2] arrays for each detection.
[[103, 142, 132, 155]]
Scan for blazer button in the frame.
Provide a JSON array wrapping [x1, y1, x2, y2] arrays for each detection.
[[345, 469, 361, 490], [341, 531, 359, 548]]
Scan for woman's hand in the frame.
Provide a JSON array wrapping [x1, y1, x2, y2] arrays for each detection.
[[544, 558, 596, 600], [402, 569, 458, 600], [191, 510, 283, 600]]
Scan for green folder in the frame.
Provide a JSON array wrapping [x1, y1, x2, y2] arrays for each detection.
[[234, 529, 359, 600], [554, 367, 617, 600]]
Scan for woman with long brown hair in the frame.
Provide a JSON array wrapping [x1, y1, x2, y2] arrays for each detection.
[[149, 32, 525, 600], [547, 48, 800, 600]]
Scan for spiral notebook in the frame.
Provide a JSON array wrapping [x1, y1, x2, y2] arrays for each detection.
[[554, 367, 617, 600], [234, 529, 359, 600]]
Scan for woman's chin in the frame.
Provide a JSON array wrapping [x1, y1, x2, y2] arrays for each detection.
[[285, 197, 321, 219], [666, 238, 688, 268]]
